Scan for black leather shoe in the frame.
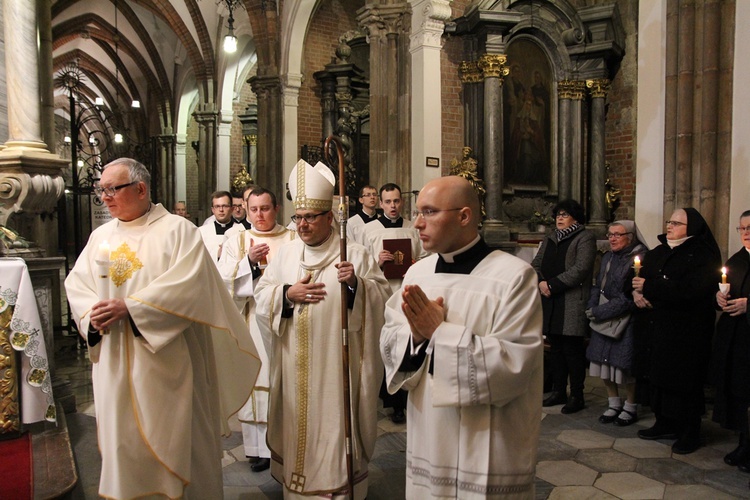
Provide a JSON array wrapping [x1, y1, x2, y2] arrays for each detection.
[[672, 437, 701, 455], [725, 444, 750, 466], [638, 423, 678, 441], [561, 395, 585, 414], [613, 409, 638, 427], [543, 392, 567, 407], [738, 458, 750, 473], [598, 408, 622, 424], [251, 457, 270, 472], [391, 409, 406, 424]]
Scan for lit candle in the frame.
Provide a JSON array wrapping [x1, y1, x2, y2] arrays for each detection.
[[722, 267, 727, 284], [633, 256, 641, 277], [96, 241, 111, 263]]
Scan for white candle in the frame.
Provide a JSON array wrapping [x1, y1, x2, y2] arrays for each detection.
[[96, 241, 111, 263]]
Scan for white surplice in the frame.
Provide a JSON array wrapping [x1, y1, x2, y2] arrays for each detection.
[[65, 204, 261, 500], [361, 218, 429, 291], [255, 230, 391, 499], [380, 250, 543, 499], [217, 223, 295, 458]]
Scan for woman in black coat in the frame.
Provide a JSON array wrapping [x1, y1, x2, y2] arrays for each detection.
[[712, 209, 750, 470], [532, 199, 596, 414], [631, 208, 721, 455]]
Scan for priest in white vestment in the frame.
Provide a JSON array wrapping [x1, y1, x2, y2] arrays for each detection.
[[65, 158, 261, 500], [218, 186, 295, 472], [198, 190, 236, 262], [346, 184, 379, 244], [255, 160, 391, 499], [380, 176, 543, 499]]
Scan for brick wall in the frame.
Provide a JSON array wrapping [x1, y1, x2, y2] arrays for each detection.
[[298, 0, 365, 153]]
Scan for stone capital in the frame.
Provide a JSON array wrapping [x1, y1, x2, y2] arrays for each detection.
[[409, 0, 452, 51], [357, 3, 410, 39], [558, 80, 587, 100], [0, 149, 67, 226], [478, 54, 509, 81], [460, 61, 483, 84], [586, 78, 611, 98]]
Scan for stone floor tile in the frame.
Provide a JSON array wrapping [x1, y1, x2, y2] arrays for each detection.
[[536, 460, 599, 486], [701, 468, 750, 497], [229, 443, 245, 461], [577, 448, 638, 473], [671, 444, 726, 470], [663, 483, 739, 499], [548, 485, 619, 499], [614, 438, 672, 459], [594, 471, 666, 499], [558, 429, 615, 449], [221, 449, 237, 468], [635, 457, 704, 485]]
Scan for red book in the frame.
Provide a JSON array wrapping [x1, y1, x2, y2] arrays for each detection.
[[383, 238, 413, 279]]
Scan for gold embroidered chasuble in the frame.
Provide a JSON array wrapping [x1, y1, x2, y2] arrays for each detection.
[[65, 203, 261, 499], [255, 231, 391, 499]]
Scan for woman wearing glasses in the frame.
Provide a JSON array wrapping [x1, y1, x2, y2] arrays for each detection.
[[586, 221, 648, 426], [532, 199, 596, 414], [712, 210, 750, 470], [631, 208, 721, 454]]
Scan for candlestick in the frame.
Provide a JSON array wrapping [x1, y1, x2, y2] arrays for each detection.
[[721, 267, 727, 284], [633, 256, 641, 277]]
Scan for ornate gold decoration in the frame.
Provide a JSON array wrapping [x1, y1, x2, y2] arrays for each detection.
[[231, 168, 254, 193], [9, 331, 30, 349], [605, 162, 620, 217], [0, 306, 20, 433], [243, 134, 257, 146], [477, 54, 509, 80], [558, 79, 586, 100], [110, 242, 143, 287], [450, 146, 487, 219], [586, 78, 611, 98], [459, 61, 482, 83], [27, 368, 46, 387], [294, 270, 315, 476]]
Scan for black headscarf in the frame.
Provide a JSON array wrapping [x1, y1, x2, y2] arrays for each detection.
[[683, 207, 721, 262]]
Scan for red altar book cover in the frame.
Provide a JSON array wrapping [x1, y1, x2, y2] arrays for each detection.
[[383, 238, 413, 279]]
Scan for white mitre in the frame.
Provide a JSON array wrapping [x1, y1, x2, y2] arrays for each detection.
[[289, 159, 335, 211]]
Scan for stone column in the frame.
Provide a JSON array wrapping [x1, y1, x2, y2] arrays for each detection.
[[314, 72, 337, 140], [410, 0, 451, 191], [250, 75, 284, 202], [587, 78, 610, 233], [460, 60, 484, 171], [569, 80, 586, 203], [158, 134, 175, 208], [193, 107, 218, 204], [556, 80, 575, 200], [174, 133, 187, 205], [217, 110, 233, 191], [357, 3, 410, 193], [477, 53, 510, 244], [37, 0, 55, 153], [0, 0, 66, 256]]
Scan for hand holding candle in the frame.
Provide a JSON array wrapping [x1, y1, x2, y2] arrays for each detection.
[[95, 241, 111, 300], [633, 256, 641, 277], [719, 267, 730, 295]]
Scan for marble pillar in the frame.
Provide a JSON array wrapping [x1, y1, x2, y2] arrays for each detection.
[[556, 80, 575, 200], [193, 107, 218, 203], [250, 75, 284, 203], [158, 134, 175, 208], [477, 54, 510, 244], [460, 61, 484, 173], [0, 0, 66, 256], [587, 78, 610, 234]]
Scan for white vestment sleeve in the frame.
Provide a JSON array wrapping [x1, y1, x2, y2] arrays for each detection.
[[431, 265, 542, 408]]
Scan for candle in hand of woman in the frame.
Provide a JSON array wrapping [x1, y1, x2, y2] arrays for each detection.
[[633, 256, 641, 277], [722, 267, 727, 284]]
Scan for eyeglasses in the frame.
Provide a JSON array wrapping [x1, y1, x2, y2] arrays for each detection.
[[411, 208, 463, 219], [665, 220, 687, 227], [290, 211, 329, 224], [556, 212, 571, 219], [94, 181, 136, 198], [606, 232, 632, 239], [737, 226, 750, 234], [212, 204, 231, 210]]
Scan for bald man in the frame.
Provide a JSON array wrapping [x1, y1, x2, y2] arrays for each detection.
[[380, 176, 543, 498]]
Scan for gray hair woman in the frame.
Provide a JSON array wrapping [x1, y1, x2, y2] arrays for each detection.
[[586, 220, 648, 426]]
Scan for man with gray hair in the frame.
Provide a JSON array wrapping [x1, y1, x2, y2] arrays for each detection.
[[65, 158, 260, 499]]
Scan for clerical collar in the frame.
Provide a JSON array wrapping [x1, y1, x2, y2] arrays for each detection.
[[238, 219, 252, 230], [359, 209, 378, 222], [440, 235, 481, 263], [435, 236, 492, 275], [379, 214, 403, 228], [213, 219, 235, 235]]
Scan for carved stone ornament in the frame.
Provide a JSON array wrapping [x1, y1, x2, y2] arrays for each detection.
[[558, 79, 587, 100], [460, 61, 483, 84], [586, 78, 611, 98], [478, 54, 510, 80], [0, 171, 65, 227]]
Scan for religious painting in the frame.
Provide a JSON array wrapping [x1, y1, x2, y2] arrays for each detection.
[[503, 39, 553, 188]]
